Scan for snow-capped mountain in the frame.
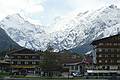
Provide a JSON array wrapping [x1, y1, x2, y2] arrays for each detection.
[[0, 5, 120, 53], [49, 5, 120, 53], [0, 14, 50, 51]]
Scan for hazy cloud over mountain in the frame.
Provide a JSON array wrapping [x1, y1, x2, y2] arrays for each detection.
[[0, 0, 120, 25]]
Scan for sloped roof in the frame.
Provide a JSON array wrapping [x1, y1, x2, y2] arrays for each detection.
[[8, 48, 36, 55], [0, 60, 9, 64], [82, 54, 93, 64], [91, 34, 120, 45]]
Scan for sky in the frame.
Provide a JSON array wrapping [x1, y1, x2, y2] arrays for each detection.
[[0, 0, 119, 25]]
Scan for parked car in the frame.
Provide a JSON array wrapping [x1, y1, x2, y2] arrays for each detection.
[[71, 72, 81, 77]]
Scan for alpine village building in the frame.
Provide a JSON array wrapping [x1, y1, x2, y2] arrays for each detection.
[[0, 48, 86, 77], [0, 34, 120, 78], [4, 48, 43, 75], [90, 34, 120, 78]]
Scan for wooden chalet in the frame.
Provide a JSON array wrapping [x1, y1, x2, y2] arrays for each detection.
[[0, 48, 88, 77], [62, 58, 86, 77], [6, 48, 43, 75]]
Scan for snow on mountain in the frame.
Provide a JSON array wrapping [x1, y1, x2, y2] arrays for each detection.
[[0, 5, 120, 53], [49, 5, 120, 53], [0, 13, 50, 51]]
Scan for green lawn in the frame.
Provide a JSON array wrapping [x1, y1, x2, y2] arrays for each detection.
[[25, 77, 108, 80], [30, 78, 107, 80], [5, 76, 108, 80], [0, 73, 108, 80]]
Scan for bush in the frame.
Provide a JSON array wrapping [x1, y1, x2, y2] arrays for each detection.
[[0, 72, 9, 78]]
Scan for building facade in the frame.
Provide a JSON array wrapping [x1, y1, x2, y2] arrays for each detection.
[[1, 48, 87, 77], [0, 60, 10, 72], [63, 61, 86, 77], [92, 34, 120, 70], [6, 48, 43, 75]]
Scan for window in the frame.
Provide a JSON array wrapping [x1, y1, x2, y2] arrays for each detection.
[[32, 62, 36, 64], [102, 66, 105, 69], [17, 56, 21, 58], [32, 56, 36, 59], [108, 49, 111, 52], [13, 61, 17, 65], [118, 66, 120, 69], [11, 62, 14, 64], [105, 60, 108, 63], [99, 60, 102, 63], [109, 43, 112, 46], [25, 62, 28, 64], [40, 56, 43, 60], [99, 43, 104, 46], [117, 49, 120, 52], [21, 61, 25, 65], [106, 43, 112, 46], [113, 43, 117, 46], [36, 62, 39, 65], [110, 60, 114, 63], [106, 43, 109, 45], [111, 54, 114, 57], [105, 55, 108, 57], [71, 66, 74, 70], [98, 54, 102, 57], [25, 56, 28, 59], [75, 65, 78, 70], [105, 49, 108, 52], [118, 43, 120, 46], [117, 60, 120, 63], [99, 66, 102, 68], [17, 61, 21, 64], [29, 62, 32, 64], [98, 48, 102, 52], [117, 54, 120, 57]]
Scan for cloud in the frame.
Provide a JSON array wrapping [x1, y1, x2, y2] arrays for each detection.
[[0, 0, 45, 23], [0, 0, 119, 25], [66, 0, 120, 11]]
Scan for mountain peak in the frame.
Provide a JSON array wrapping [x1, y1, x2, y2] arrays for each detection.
[[0, 13, 48, 51], [11, 13, 23, 19], [109, 4, 117, 9], [4, 13, 25, 24], [1, 5, 120, 53]]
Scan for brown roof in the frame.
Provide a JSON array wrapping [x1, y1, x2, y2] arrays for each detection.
[[82, 54, 93, 64], [8, 48, 36, 55], [0, 60, 9, 64], [63, 59, 81, 64], [91, 34, 120, 45]]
